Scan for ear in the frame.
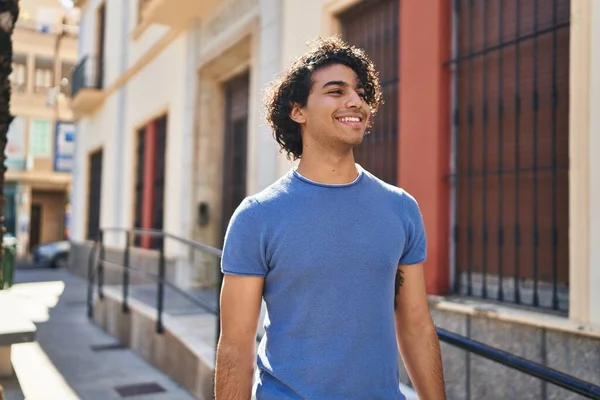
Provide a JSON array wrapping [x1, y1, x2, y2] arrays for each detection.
[[289, 103, 307, 124]]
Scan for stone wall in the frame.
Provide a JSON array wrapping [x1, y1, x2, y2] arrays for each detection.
[[68, 240, 188, 288], [397, 306, 600, 400], [93, 291, 215, 400]]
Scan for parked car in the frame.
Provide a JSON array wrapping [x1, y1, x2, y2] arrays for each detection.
[[32, 240, 70, 269]]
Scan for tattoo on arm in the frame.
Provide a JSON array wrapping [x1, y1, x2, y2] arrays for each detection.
[[394, 269, 404, 310]]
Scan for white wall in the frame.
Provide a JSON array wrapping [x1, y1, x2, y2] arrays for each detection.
[[588, 0, 600, 325], [70, 96, 117, 241], [72, 0, 191, 255], [77, 0, 172, 89], [123, 35, 189, 252], [126, 0, 171, 75]]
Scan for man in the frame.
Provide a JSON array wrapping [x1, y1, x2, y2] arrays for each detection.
[[215, 36, 446, 400]]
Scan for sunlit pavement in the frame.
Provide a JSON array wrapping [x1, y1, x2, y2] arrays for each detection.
[[6, 265, 194, 400]]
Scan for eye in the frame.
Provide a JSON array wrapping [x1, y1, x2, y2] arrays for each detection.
[[328, 89, 343, 95], [357, 92, 366, 99]]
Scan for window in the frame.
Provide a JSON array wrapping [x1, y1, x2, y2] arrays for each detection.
[[34, 57, 54, 93], [10, 54, 27, 93], [133, 115, 167, 250], [339, 0, 400, 185], [450, 0, 570, 312]]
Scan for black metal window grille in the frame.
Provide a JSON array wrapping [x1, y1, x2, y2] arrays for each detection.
[[221, 72, 250, 243], [87, 149, 103, 241], [339, 0, 399, 185], [450, 0, 570, 312]]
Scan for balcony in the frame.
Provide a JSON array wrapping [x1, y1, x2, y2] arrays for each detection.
[[139, 0, 220, 30], [70, 56, 105, 116]]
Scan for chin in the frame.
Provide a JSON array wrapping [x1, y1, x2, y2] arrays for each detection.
[[341, 136, 365, 147]]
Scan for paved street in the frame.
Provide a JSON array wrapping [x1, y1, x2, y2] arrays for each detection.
[[4, 265, 195, 400]]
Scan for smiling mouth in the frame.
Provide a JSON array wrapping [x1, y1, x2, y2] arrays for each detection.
[[337, 116, 363, 123]]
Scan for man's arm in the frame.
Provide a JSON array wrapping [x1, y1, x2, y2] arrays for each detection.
[[394, 263, 446, 400], [215, 274, 264, 400]]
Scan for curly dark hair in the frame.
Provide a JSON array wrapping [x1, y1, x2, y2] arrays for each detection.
[[263, 36, 383, 161]]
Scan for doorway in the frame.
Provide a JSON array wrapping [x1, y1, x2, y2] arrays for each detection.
[[221, 72, 250, 243], [29, 204, 42, 252]]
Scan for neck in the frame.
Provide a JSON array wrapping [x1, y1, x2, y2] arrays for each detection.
[[296, 146, 359, 185]]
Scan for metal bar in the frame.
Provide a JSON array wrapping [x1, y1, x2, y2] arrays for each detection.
[[100, 227, 222, 257], [98, 231, 104, 300], [98, 258, 219, 314], [532, 0, 540, 308], [481, 0, 488, 299], [122, 231, 130, 313], [466, 316, 472, 400], [445, 22, 570, 65], [466, 0, 474, 296], [437, 328, 600, 399], [513, 0, 521, 305], [497, 0, 505, 302], [550, 0, 560, 311], [451, 0, 461, 295], [156, 238, 166, 334], [447, 164, 569, 179]]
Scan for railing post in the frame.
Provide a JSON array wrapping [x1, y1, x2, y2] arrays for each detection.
[[156, 236, 166, 334], [87, 239, 97, 319], [122, 231, 130, 313], [97, 230, 104, 299]]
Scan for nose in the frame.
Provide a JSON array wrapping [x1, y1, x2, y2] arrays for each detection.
[[345, 89, 363, 109]]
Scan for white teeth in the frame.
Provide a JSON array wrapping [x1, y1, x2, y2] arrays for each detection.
[[338, 117, 361, 122]]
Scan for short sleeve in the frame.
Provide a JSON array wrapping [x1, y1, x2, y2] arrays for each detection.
[[399, 192, 427, 265], [220, 198, 268, 276]]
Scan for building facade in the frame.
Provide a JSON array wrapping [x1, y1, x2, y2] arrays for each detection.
[[7, 0, 79, 256], [68, 0, 285, 288], [69, 0, 600, 397]]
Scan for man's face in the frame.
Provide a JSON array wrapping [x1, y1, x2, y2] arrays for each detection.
[[293, 64, 371, 150]]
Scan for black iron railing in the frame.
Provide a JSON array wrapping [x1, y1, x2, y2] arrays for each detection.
[[437, 328, 600, 399], [87, 228, 221, 335], [87, 228, 600, 398], [71, 55, 104, 98], [448, 0, 571, 312]]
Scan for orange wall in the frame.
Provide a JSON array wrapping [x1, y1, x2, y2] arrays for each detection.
[[398, 0, 452, 295]]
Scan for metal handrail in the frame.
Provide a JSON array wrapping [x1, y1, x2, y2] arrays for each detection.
[[436, 328, 600, 399], [98, 257, 218, 314], [87, 228, 600, 398], [101, 227, 222, 257]]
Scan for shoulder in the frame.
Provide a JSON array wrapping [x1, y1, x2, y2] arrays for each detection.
[[230, 171, 295, 224], [361, 169, 422, 220], [245, 170, 296, 209]]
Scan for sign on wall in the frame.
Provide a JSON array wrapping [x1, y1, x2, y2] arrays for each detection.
[[54, 121, 76, 172], [29, 119, 53, 157], [5, 116, 26, 170]]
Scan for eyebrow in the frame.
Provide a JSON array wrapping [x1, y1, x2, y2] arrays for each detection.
[[322, 80, 365, 90]]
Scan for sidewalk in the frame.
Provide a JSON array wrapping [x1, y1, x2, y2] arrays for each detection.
[[6, 267, 195, 400]]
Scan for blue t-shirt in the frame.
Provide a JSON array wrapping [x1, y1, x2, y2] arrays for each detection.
[[221, 164, 427, 400]]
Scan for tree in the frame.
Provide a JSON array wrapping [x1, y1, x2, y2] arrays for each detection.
[[0, 0, 20, 291]]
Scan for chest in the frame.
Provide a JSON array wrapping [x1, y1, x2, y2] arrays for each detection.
[[265, 203, 407, 282]]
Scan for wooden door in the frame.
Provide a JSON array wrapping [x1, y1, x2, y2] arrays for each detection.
[[221, 72, 250, 243]]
